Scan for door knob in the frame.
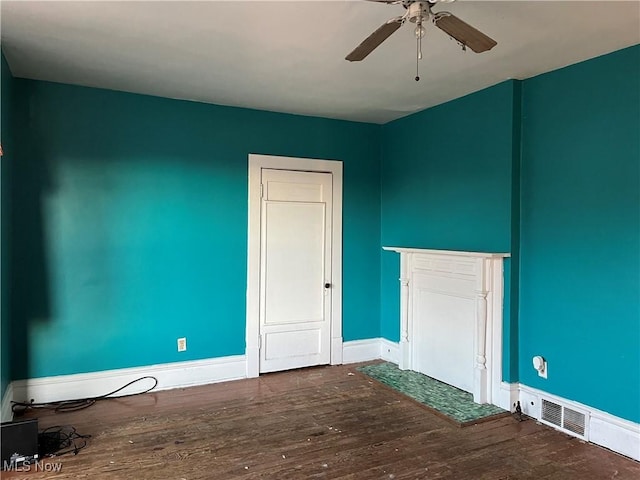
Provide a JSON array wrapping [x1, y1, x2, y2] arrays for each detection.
[[324, 283, 331, 289]]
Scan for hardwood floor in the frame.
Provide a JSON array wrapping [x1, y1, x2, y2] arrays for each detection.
[[3, 363, 639, 479]]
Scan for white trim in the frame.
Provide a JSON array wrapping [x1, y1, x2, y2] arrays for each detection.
[[510, 382, 640, 461], [383, 247, 510, 259], [246, 154, 343, 378], [1, 382, 14, 422], [6, 347, 637, 461], [590, 411, 640, 461], [488, 259, 505, 406], [342, 338, 400, 365], [11, 355, 246, 405], [498, 381, 519, 412], [380, 338, 400, 364], [342, 339, 381, 364]]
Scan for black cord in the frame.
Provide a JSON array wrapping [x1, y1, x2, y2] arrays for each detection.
[[39, 425, 91, 457], [12, 376, 159, 414]]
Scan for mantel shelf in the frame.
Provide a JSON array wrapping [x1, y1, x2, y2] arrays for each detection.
[[383, 246, 510, 259]]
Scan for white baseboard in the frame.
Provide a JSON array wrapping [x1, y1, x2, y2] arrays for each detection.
[[342, 338, 400, 365], [498, 381, 519, 412], [380, 338, 399, 364], [8, 344, 636, 462], [11, 355, 246, 405], [515, 383, 640, 461], [1, 382, 14, 422], [590, 410, 640, 461], [10, 339, 395, 406], [342, 339, 382, 364]]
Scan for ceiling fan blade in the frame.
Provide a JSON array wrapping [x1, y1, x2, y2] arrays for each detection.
[[433, 12, 497, 53], [346, 17, 403, 62]]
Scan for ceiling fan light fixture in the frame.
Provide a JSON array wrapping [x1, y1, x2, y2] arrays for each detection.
[[414, 23, 426, 39]]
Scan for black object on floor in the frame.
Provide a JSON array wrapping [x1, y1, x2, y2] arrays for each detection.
[[1, 417, 39, 469], [38, 425, 91, 457]]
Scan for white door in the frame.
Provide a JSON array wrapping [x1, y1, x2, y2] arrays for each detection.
[[259, 169, 332, 373]]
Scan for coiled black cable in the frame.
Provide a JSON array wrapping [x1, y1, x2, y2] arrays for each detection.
[[39, 425, 91, 457], [11, 376, 159, 414]]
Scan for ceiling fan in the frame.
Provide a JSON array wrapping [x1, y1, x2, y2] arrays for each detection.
[[346, 0, 497, 81]]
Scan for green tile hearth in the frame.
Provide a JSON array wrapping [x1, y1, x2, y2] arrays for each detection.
[[358, 362, 507, 425]]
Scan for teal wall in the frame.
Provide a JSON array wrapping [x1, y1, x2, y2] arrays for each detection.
[[1, 53, 15, 397], [10, 80, 381, 379], [379, 81, 520, 382], [378, 45, 639, 422], [4, 44, 638, 425], [519, 45, 640, 422], [379, 46, 639, 422]]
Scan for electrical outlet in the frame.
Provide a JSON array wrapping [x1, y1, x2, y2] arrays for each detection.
[[177, 337, 187, 352]]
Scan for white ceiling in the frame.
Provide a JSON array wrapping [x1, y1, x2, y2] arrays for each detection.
[[1, 1, 639, 124]]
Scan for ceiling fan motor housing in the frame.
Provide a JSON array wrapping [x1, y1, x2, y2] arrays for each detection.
[[408, 2, 431, 23]]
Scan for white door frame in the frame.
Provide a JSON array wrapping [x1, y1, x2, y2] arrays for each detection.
[[246, 154, 343, 378]]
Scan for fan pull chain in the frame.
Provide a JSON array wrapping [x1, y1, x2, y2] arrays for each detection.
[[415, 35, 420, 82], [415, 19, 423, 82]]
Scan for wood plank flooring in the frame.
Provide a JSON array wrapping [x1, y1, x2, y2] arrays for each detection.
[[2, 363, 639, 479]]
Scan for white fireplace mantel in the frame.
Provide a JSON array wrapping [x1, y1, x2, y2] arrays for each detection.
[[383, 247, 510, 405], [383, 247, 510, 259]]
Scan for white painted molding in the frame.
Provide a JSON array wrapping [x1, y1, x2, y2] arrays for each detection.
[[383, 247, 510, 258], [380, 338, 400, 364], [498, 381, 519, 412], [590, 411, 640, 462], [246, 154, 343, 377], [511, 382, 640, 462], [383, 247, 507, 405], [11, 355, 246, 405], [6, 345, 637, 462], [331, 336, 344, 365], [342, 339, 381, 364], [1, 382, 14, 422], [342, 338, 400, 365]]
